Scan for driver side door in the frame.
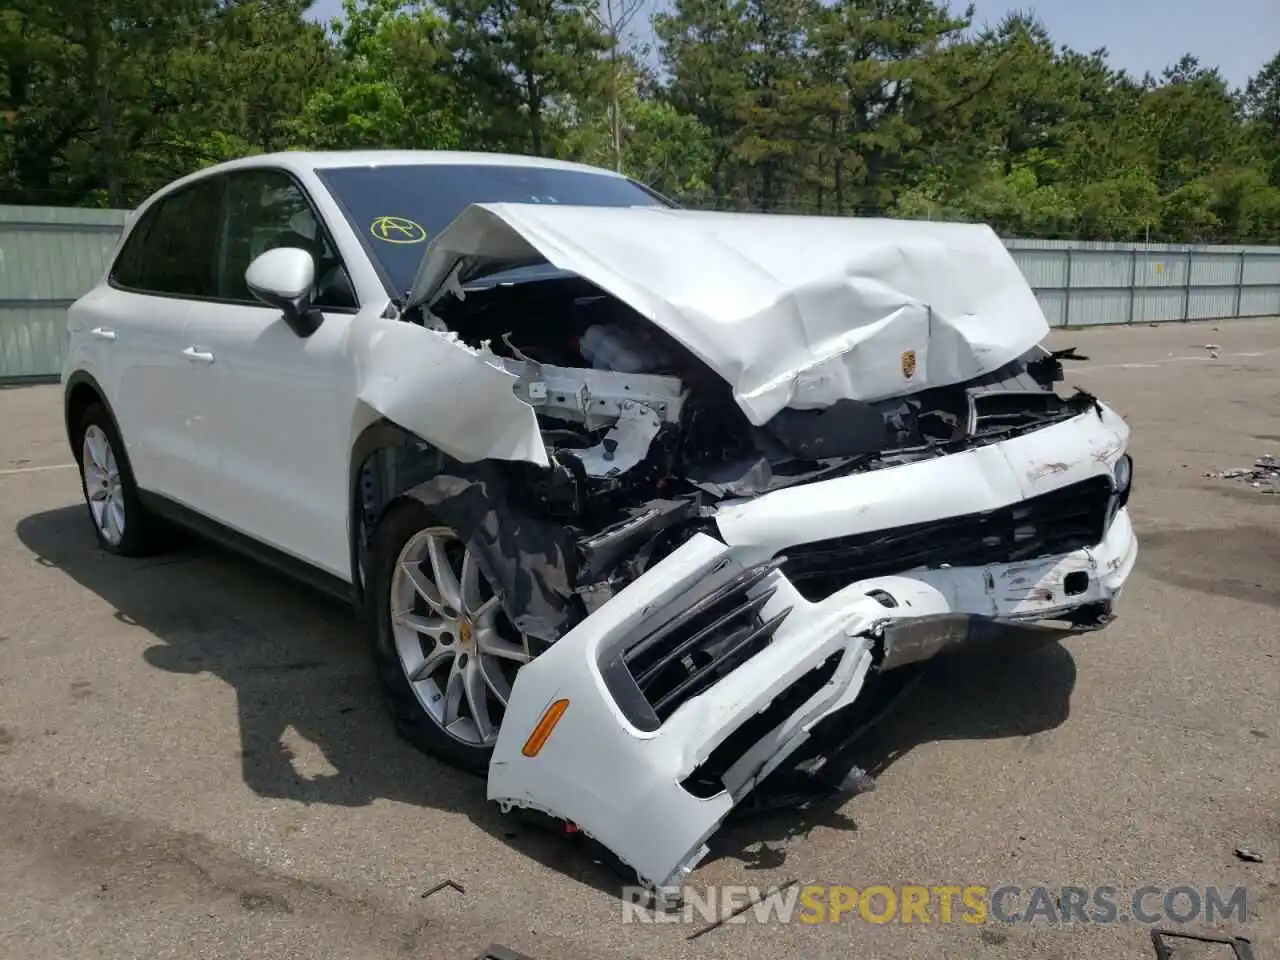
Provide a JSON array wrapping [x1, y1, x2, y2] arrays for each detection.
[[183, 167, 362, 580]]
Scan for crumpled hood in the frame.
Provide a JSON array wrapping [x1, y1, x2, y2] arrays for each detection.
[[408, 204, 1050, 425]]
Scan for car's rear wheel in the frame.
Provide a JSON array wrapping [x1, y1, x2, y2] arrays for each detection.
[[74, 402, 163, 557], [367, 499, 534, 775]]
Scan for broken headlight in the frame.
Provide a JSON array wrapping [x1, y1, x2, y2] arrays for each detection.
[[1113, 453, 1133, 506], [1104, 454, 1134, 532]]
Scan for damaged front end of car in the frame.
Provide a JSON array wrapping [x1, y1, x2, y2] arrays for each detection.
[[352, 203, 1138, 894]]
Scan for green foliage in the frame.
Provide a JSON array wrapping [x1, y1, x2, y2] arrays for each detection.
[[622, 98, 715, 199], [0, 0, 1276, 242], [440, 0, 612, 156], [288, 0, 461, 150]]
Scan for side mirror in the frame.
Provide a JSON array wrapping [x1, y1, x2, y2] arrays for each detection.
[[245, 247, 323, 338]]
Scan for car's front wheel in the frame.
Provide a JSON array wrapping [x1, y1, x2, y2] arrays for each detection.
[[367, 499, 535, 775]]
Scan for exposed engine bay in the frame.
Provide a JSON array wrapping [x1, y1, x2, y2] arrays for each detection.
[[411, 269, 1097, 609]]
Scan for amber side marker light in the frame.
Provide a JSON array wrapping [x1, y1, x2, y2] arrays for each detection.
[[522, 699, 570, 757]]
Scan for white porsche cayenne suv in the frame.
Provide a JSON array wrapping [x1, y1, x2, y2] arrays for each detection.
[[63, 150, 1137, 891]]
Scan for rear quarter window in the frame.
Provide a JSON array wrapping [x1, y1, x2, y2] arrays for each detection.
[[109, 177, 223, 298]]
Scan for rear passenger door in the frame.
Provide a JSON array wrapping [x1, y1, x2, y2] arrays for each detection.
[[104, 177, 223, 506]]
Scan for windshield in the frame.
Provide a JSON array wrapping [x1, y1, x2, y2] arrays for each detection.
[[315, 162, 673, 298]]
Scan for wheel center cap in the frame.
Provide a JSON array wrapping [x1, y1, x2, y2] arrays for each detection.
[[458, 619, 473, 648]]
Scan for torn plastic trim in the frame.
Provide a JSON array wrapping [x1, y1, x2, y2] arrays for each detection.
[[778, 474, 1115, 602], [596, 554, 794, 733], [575, 498, 698, 584], [488, 532, 882, 891], [488, 507, 1136, 892]]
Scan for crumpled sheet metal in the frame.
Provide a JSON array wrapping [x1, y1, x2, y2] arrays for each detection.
[[404, 466, 579, 643], [407, 203, 1051, 425], [351, 312, 550, 467]]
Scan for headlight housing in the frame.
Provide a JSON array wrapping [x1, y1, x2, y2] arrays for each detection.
[[1114, 454, 1133, 507]]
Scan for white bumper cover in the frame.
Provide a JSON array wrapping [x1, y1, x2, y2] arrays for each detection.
[[488, 404, 1138, 891]]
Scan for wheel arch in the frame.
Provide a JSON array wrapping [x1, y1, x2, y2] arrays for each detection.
[[63, 371, 119, 455], [348, 420, 581, 643], [347, 419, 447, 605]]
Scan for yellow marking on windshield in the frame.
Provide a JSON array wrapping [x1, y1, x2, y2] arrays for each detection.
[[370, 216, 427, 244]]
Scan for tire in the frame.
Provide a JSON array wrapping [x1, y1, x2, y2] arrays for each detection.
[[365, 498, 534, 776], [73, 402, 165, 557]]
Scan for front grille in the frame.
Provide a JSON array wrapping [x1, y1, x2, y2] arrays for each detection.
[[782, 476, 1114, 602], [598, 558, 793, 731]]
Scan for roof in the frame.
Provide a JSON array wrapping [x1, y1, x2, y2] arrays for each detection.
[[192, 150, 625, 179]]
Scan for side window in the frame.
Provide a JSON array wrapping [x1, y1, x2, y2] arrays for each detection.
[[110, 178, 222, 297], [217, 170, 358, 310], [110, 208, 161, 289]]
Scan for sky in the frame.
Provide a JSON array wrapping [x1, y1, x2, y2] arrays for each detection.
[[309, 0, 1279, 90]]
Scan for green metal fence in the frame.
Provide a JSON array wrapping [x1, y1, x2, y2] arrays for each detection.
[[2, 203, 1279, 381], [0, 205, 129, 380]]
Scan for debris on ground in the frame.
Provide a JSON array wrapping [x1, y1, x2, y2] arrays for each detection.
[[1234, 844, 1265, 863], [420, 879, 466, 899], [1205, 455, 1280, 492], [1052, 346, 1091, 362]]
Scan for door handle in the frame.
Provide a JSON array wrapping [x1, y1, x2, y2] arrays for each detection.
[[182, 346, 215, 364], [90, 327, 116, 341]]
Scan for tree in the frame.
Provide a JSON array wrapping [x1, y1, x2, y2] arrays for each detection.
[[290, 0, 461, 150], [1142, 55, 1244, 194], [623, 94, 715, 197], [441, 0, 612, 156], [587, 0, 648, 171], [0, 0, 1274, 244], [0, 0, 221, 206], [205, 0, 336, 155], [654, 0, 752, 205], [1244, 51, 1280, 186], [798, 0, 975, 215], [0, 0, 334, 206]]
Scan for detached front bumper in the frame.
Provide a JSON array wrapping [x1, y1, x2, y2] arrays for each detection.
[[488, 406, 1138, 892]]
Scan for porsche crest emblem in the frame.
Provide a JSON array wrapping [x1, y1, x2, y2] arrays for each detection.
[[901, 349, 917, 379]]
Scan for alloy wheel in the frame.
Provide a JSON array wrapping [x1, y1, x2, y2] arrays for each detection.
[[82, 425, 126, 546], [389, 526, 532, 746]]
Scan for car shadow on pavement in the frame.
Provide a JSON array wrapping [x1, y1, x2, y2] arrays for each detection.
[[706, 640, 1077, 874], [17, 504, 1078, 901]]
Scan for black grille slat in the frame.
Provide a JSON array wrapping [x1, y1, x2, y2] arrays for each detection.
[[634, 587, 777, 688], [598, 557, 792, 725], [623, 559, 782, 675], [782, 477, 1114, 602], [650, 605, 792, 717]]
